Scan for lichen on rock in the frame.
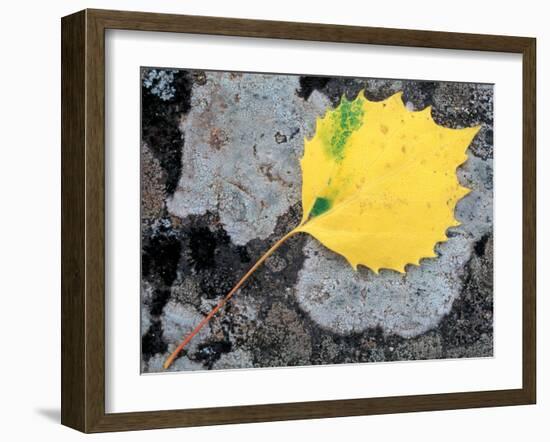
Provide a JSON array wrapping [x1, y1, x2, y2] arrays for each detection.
[[166, 71, 330, 245]]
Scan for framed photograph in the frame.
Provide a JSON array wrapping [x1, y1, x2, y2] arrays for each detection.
[[61, 9, 536, 433]]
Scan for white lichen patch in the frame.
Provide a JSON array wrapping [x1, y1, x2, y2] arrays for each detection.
[[295, 153, 492, 338], [167, 72, 329, 245], [142, 69, 178, 101]]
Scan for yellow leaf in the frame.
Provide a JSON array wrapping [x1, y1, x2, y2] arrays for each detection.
[[293, 91, 480, 273]]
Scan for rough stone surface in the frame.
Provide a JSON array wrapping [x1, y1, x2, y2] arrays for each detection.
[[140, 68, 494, 373]]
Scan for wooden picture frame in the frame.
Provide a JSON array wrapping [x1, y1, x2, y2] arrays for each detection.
[[61, 8, 536, 433]]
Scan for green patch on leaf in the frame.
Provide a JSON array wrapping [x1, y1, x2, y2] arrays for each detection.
[[309, 197, 332, 218], [325, 96, 365, 162]]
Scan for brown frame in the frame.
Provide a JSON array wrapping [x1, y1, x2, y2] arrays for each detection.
[[61, 8, 536, 433]]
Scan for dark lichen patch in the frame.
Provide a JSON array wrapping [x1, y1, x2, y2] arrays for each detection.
[[199, 266, 239, 300], [188, 226, 218, 271], [312, 77, 366, 106], [236, 245, 251, 264], [474, 233, 490, 257], [141, 68, 193, 195], [438, 233, 493, 351], [140, 218, 185, 360], [177, 214, 241, 300], [274, 131, 287, 144], [402, 81, 437, 110], [142, 225, 182, 287], [194, 341, 232, 369], [141, 219, 183, 323], [250, 302, 312, 367], [296, 76, 330, 100], [142, 319, 168, 359], [431, 83, 494, 128], [297, 75, 400, 107], [149, 289, 172, 317]]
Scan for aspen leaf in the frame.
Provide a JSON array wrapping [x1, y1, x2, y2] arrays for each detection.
[[294, 91, 480, 273]]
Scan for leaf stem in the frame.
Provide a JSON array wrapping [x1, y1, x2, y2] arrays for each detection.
[[163, 228, 299, 369]]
